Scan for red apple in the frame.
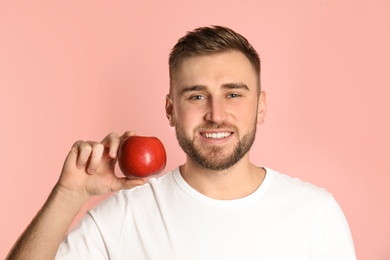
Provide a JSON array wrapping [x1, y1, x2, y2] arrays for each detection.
[[118, 135, 167, 178]]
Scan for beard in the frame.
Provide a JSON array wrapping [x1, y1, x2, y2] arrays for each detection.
[[175, 120, 257, 171]]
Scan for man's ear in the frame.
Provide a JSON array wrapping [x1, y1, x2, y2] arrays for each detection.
[[257, 91, 267, 124], [165, 94, 175, 127]]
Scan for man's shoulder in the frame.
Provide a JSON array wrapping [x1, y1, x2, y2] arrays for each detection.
[[265, 167, 333, 201]]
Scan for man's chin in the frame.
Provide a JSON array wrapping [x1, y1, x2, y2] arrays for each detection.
[[191, 154, 239, 171]]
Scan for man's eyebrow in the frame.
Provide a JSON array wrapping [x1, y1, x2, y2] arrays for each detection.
[[180, 85, 207, 95], [180, 83, 250, 96], [222, 83, 250, 91]]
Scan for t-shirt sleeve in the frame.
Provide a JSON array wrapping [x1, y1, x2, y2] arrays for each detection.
[[55, 212, 109, 259], [320, 195, 357, 260], [55, 191, 128, 259]]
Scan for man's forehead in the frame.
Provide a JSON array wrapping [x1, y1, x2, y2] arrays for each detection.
[[172, 52, 257, 88]]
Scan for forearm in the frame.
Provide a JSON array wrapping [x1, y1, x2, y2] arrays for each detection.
[[7, 132, 143, 259], [6, 185, 88, 260]]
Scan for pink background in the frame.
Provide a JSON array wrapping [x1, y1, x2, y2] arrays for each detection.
[[1, 0, 389, 259]]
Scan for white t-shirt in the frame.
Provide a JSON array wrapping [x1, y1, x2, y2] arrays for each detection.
[[56, 167, 356, 259]]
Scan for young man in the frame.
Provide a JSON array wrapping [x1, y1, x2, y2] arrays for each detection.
[[7, 26, 356, 259]]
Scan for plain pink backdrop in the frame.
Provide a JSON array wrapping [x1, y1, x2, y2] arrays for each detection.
[[1, 0, 389, 259]]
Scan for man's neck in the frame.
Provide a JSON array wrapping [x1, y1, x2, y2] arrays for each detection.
[[179, 157, 266, 200]]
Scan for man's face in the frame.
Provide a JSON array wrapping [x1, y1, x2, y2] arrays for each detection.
[[166, 50, 266, 171]]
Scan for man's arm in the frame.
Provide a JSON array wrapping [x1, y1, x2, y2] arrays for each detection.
[[6, 184, 87, 259], [6, 132, 145, 260]]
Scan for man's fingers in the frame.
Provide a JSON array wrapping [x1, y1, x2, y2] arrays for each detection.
[[70, 132, 138, 175], [101, 132, 121, 159], [110, 177, 145, 192], [86, 142, 104, 174], [62, 136, 146, 197], [117, 131, 136, 154], [121, 131, 136, 141], [73, 141, 93, 170], [71, 141, 104, 174], [101, 131, 136, 159]]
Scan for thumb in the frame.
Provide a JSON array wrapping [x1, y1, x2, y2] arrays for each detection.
[[110, 178, 145, 192]]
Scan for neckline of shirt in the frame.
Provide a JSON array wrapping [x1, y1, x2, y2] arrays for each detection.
[[172, 166, 274, 207]]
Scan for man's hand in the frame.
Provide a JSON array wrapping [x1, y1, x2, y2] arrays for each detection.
[[58, 131, 145, 201], [6, 131, 145, 260]]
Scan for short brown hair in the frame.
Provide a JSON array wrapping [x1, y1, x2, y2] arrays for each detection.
[[169, 25, 261, 94]]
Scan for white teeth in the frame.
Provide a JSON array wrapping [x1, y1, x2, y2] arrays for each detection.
[[203, 132, 232, 139]]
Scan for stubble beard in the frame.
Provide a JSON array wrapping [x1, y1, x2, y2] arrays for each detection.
[[175, 121, 257, 171]]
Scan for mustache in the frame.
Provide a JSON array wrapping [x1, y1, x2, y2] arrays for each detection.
[[196, 122, 238, 131]]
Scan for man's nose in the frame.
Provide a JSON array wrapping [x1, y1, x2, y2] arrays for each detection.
[[204, 97, 228, 123]]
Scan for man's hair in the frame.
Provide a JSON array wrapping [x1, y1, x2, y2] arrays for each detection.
[[169, 25, 261, 94]]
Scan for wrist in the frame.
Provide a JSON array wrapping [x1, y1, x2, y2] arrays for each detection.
[[52, 183, 89, 211]]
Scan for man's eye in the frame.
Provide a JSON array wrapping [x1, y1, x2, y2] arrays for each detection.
[[228, 93, 240, 98], [190, 95, 204, 100]]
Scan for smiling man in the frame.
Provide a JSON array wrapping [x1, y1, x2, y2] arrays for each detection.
[[166, 48, 266, 199], [7, 26, 356, 259]]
